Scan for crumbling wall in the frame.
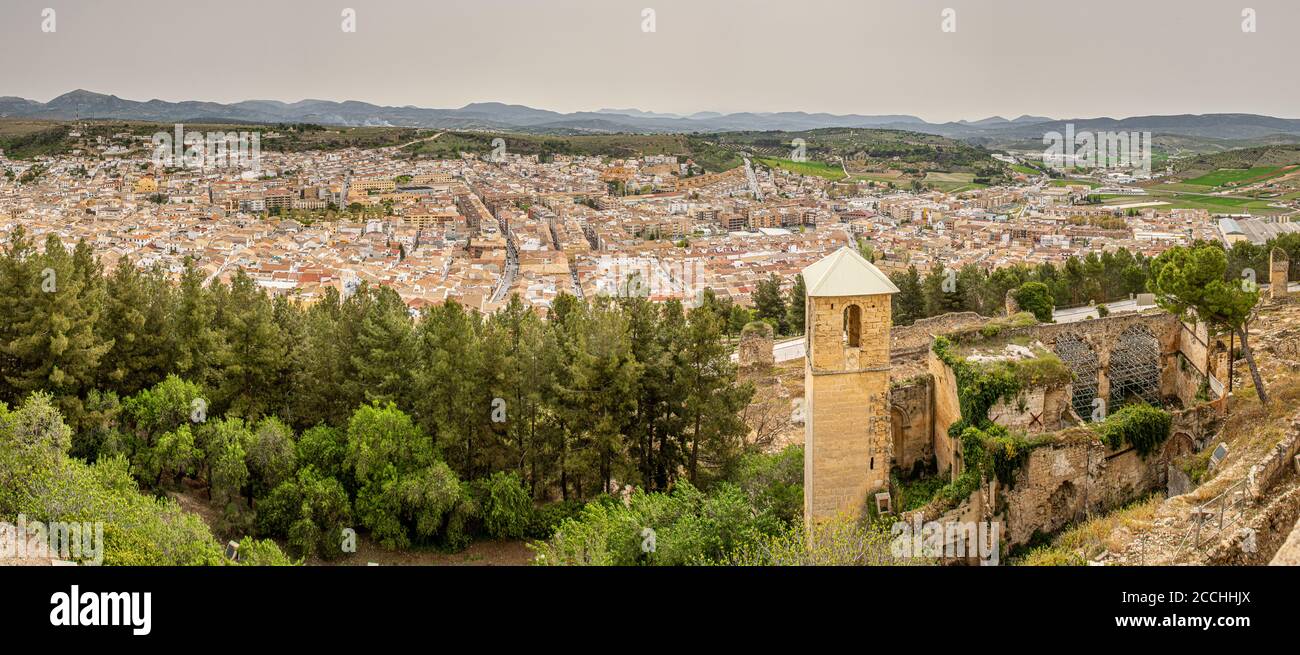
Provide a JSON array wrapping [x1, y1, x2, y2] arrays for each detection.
[[987, 383, 1073, 434], [999, 438, 1171, 547], [998, 311, 1185, 403], [1271, 247, 1290, 301], [927, 349, 963, 479], [738, 321, 775, 372], [1246, 415, 1300, 501], [890, 376, 934, 474], [1208, 485, 1300, 566]]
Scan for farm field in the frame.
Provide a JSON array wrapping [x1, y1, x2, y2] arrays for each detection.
[[1184, 166, 1287, 187], [848, 171, 913, 187], [923, 171, 985, 192], [755, 157, 846, 180], [1049, 178, 1099, 188]]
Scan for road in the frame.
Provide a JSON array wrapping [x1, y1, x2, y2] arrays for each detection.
[[730, 336, 805, 364], [490, 213, 518, 303], [1052, 298, 1142, 323], [743, 157, 763, 201], [394, 131, 445, 150]]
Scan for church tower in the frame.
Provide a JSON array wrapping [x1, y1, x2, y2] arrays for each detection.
[[802, 246, 899, 524]]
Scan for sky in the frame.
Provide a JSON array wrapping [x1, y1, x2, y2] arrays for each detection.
[[1, 0, 1297, 123]]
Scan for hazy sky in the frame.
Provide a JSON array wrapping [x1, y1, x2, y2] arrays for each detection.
[[2, 0, 1296, 122]]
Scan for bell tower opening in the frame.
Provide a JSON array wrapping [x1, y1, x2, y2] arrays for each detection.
[[843, 304, 861, 347]]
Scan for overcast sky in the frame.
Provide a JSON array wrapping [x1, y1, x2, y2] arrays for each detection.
[[1, 0, 1296, 122]]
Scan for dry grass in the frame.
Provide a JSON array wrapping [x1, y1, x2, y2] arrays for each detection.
[[1016, 495, 1163, 566]]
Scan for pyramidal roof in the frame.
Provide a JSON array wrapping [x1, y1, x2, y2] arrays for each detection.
[[801, 246, 900, 297]]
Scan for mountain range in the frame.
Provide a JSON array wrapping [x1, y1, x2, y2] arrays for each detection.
[[5, 90, 1300, 143]]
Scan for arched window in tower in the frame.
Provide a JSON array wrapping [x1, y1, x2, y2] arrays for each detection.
[[843, 304, 861, 347]]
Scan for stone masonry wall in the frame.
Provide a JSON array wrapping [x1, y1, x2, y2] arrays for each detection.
[[805, 292, 893, 522], [999, 439, 1171, 547], [890, 376, 934, 474]]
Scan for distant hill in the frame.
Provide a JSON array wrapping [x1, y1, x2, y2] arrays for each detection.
[[4, 90, 1300, 152], [0, 89, 956, 136]]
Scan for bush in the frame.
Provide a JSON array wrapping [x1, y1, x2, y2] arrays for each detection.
[[472, 471, 534, 539], [1093, 403, 1172, 455], [0, 394, 293, 566], [527, 500, 585, 539], [532, 478, 795, 566], [1013, 282, 1054, 323], [731, 445, 803, 525], [257, 467, 353, 559]]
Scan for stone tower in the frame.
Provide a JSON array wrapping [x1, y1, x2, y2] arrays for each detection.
[[802, 247, 899, 524], [1270, 247, 1289, 301]]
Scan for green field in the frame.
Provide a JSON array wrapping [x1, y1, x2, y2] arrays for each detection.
[[1049, 178, 1099, 188], [923, 171, 985, 192], [1184, 166, 1283, 187], [1010, 164, 1041, 175], [848, 174, 912, 189], [755, 157, 846, 180]]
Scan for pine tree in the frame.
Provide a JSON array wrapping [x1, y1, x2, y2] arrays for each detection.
[[172, 259, 225, 395], [678, 305, 753, 485], [751, 273, 788, 334], [786, 274, 807, 335], [100, 258, 175, 396], [2, 235, 112, 427], [216, 270, 284, 418]]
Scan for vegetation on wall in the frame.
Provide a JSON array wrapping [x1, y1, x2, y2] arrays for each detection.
[[1092, 403, 1172, 456], [929, 337, 1075, 503]]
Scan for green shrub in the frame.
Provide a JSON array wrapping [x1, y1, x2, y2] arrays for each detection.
[[532, 480, 788, 566], [1093, 403, 1172, 455], [527, 500, 585, 539], [0, 394, 293, 566], [1013, 282, 1054, 323], [257, 467, 353, 559], [472, 471, 534, 539]]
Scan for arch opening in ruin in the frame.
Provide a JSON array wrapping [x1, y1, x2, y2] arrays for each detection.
[[1108, 324, 1161, 406], [1054, 332, 1099, 418]]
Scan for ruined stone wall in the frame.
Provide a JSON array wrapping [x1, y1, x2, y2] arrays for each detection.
[[998, 438, 1172, 547], [890, 376, 934, 474], [999, 311, 1190, 404], [927, 349, 963, 479], [737, 321, 775, 372], [986, 383, 1073, 434], [1211, 486, 1300, 566], [1271, 247, 1289, 301], [1246, 414, 1300, 501]]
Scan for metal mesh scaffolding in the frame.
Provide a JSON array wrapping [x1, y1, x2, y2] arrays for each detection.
[[1108, 325, 1161, 405], [1054, 333, 1099, 418]]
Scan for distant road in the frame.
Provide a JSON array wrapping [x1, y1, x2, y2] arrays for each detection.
[[1052, 298, 1142, 323], [729, 336, 804, 364], [743, 157, 763, 201], [394, 131, 444, 150]]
